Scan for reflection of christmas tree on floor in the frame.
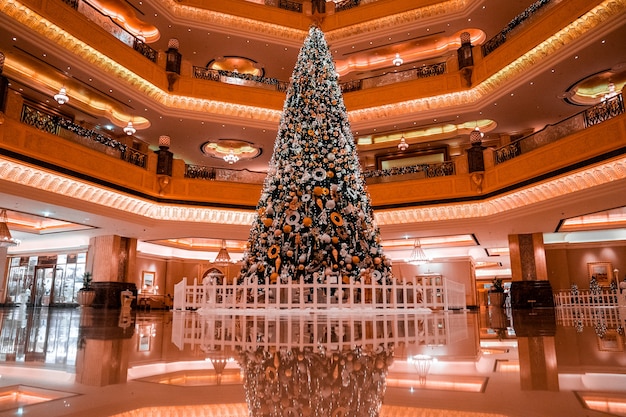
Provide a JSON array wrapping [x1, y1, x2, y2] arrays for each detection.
[[237, 25, 393, 292]]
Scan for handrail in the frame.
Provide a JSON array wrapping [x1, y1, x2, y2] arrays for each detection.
[[60, 0, 158, 62], [193, 67, 289, 92], [20, 102, 148, 169], [481, 0, 553, 57], [495, 93, 624, 165]]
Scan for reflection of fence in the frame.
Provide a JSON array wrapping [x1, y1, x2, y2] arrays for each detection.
[[171, 312, 467, 354], [173, 276, 465, 310], [555, 306, 622, 329]]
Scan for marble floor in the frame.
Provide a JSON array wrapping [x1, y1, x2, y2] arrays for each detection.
[[0, 305, 625, 417]]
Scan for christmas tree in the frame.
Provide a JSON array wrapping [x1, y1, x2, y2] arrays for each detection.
[[237, 25, 393, 291]]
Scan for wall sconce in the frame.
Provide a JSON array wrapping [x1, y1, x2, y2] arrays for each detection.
[[397, 135, 409, 151], [165, 38, 182, 92], [54, 87, 69, 105], [123, 121, 136, 135], [392, 53, 403, 67]]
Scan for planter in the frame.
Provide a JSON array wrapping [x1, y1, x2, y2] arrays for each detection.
[[77, 290, 96, 307]]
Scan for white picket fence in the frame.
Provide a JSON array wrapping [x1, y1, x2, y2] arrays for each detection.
[[173, 275, 466, 311], [553, 289, 619, 307]]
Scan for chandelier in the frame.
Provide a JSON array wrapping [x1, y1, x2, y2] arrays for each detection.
[[223, 149, 239, 164], [213, 240, 232, 265], [407, 239, 429, 265], [54, 87, 69, 105], [392, 53, 403, 66], [0, 209, 20, 247], [123, 122, 136, 135], [397, 135, 409, 151]]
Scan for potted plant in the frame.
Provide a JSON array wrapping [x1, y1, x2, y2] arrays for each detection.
[[76, 272, 96, 307], [488, 278, 506, 308]]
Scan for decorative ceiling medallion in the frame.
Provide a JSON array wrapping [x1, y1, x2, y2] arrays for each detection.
[[207, 56, 265, 77], [562, 65, 626, 106], [201, 139, 261, 162]]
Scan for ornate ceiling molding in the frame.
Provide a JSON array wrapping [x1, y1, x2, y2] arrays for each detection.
[[0, 0, 282, 125], [348, 0, 626, 123], [324, 0, 473, 44], [0, 158, 256, 225], [156, 0, 307, 47], [373, 156, 626, 226], [3, 0, 624, 128], [2, 154, 625, 228]]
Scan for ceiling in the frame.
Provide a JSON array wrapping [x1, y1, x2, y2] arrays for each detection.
[[1, 0, 626, 276]]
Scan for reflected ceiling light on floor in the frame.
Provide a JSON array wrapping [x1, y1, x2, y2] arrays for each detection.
[[409, 354, 434, 385], [223, 149, 239, 164], [392, 53, 403, 66], [0, 209, 20, 247], [123, 121, 136, 135], [407, 239, 429, 264], [214, 240, 232, 265], [54, 87, 69, 105], [397, 135, 409, 151]]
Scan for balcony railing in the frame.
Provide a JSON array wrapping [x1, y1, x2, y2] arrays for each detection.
[[481, 0, 552, 57], [495, 93, 624, 165], [61, 0, 157, 62], [20, 103, 147, 169], [193, 67, 290, 92], [185, 164, 267, 183], [340, 62, 446, 92]]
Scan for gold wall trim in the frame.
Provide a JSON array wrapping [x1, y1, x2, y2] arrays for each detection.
[[348, 0, 626, 124], [0, 0, 283, 125], [155, 0, 308, 47], [3, 0, 623, 126], [0, 158, 256, 225], [2, 153, 625, 227], [373, 156, 626, 226]]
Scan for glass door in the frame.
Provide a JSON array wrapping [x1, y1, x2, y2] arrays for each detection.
[[33, 267, 55, 307]]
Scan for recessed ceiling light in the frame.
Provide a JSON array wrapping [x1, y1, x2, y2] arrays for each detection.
[[109, 89, 113, 92], [12, 37, 16, 41]]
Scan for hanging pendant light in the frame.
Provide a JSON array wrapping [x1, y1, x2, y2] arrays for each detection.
[[123, 121, 136, 135], [54, 87, 69, 105], [407, 239, 429, 265], [223, 149, 239, 164], [214, 240, 232, 265], [392, 53, 403, 66], [0, 209, 20, 247]]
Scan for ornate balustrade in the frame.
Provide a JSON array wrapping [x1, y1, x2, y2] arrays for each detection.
[[193, 67, 289, 92], [20, 102, 147, 168], [481, 0, 553, 57], [495, 93, 624, 165], [61, 0, 157, 62]]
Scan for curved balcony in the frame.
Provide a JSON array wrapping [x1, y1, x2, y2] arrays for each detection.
[[1, 95, 624, 211]]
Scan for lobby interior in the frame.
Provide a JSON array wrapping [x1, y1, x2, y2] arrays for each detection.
[[1, 0, 626, 416]]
